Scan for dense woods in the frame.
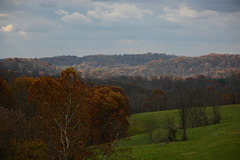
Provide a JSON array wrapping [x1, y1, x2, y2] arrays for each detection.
[[0, 68, 130, 159], [86, 71, 240, 114]]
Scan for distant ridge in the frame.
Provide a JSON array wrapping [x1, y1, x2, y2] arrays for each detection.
[[1, 53, 239, 78], [144, 53, 240, 78], [39, 53, 177, 66]]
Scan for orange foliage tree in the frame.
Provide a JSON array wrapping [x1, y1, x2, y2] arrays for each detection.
[[29, 67, 130, 159], [91, 86, 130, 144], [29, 68, 93, 159], [90, 86, 130, 159]]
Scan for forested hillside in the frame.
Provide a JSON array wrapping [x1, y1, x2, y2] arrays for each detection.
[[0, 58, 59, 78], [51, 53, 240, 79], [144, 53, 240, 78], [1, 53, 239, 79]]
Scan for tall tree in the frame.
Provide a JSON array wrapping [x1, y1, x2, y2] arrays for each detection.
[[29, 67, 93, 159], [91, 85, 130, 159], [172, 79, 189, 141], [90, 85, 130, 145]]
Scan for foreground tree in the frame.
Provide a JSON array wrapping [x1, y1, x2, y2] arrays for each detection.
[[29, 68, 131, 159], [29, 68, 93, 159]]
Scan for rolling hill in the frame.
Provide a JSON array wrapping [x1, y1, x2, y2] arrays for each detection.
[[39, 53, 240, 78], [0, 58, 59, 77], [1, 53, 240, 78]]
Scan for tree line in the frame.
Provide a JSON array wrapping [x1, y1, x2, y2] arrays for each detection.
[[85, 72, 240, 114]]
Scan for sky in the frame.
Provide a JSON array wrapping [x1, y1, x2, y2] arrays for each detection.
[[0, 0, 240, 58]]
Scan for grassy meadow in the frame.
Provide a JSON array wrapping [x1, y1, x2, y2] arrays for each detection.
[[121, 104, 240, 160]]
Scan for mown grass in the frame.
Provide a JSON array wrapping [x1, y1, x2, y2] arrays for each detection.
[[121, 104, 240, 160]]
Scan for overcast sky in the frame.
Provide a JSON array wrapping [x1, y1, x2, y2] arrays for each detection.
[[0, 0, 240, 58]]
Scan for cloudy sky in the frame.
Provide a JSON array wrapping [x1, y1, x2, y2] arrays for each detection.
[[0, 0, 240, 58]]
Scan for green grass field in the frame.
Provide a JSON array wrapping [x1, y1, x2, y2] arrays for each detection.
[[121, 104, 240, 160]]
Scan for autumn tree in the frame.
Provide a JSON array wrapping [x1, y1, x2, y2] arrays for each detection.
[[0, 77, 16, 110], [29, 67, 93, 159], [29, 68, 131, 159], [90, 85, 130, 159], [10, 77, 35, 119], [0, 107, 27, 159]]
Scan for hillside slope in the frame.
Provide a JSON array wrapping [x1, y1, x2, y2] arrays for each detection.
[[124, 104, 240, 160], [144, 53, 240, 78]]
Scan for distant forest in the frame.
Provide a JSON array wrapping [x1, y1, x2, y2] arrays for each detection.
[[39, 53, 177, 66], [1, 53, 239, 79]]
